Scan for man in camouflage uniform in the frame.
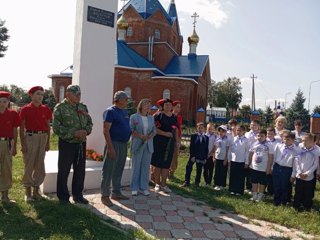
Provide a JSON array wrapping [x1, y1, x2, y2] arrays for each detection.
[[53, 85, 93, 204]]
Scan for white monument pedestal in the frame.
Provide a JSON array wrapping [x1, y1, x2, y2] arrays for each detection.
[[40, 151, 133, 194]]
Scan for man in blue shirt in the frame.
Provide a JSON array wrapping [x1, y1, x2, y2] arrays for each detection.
[[101, 91, 131, 206]]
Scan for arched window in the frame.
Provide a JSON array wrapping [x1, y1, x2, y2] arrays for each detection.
[[155, 29, 160, 39], [127, 26, 133, 36], [163, 89, 170, 99], [59, 86, 65, 102], [124, 87, 131, 98]]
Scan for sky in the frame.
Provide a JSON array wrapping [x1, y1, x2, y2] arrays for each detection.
[[0, 0, 320, 111]]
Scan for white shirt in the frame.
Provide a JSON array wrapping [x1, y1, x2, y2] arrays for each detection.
[[274, 143, 300, 168], [293, 145, 320, 181], [206, 132, 216, 156], [250, 141, 274, 172], [214, 135, 230, 160], [230, 135, 249, 164], [141, 116, 148, 135], [245, 130, 258, 148], [292, 130, 306, 146]]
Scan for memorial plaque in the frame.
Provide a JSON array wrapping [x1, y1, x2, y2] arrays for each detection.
[[87, 6, 114, 28]]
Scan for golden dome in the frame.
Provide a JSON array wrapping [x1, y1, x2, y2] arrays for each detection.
[[188, 29, 199, 44], [117, 15, 129, 30]]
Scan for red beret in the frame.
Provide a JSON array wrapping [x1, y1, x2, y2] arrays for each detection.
[[156, 99, 165, 106], [28, 86, 44, 95], [0, 91, 11, 99], [173, 100, 182, 106]]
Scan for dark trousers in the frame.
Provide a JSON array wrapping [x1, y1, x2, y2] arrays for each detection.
[[57, 139, 86, 201], [203, 156, 214, 185], [229, 162, 245, 195], [266, 174, 274, 195], [244, 167, 252, 190], [214, 159, 228, 187], [272, 163, 292, 205], [293, 178, 314, 211], [184, 158, 204, 185]]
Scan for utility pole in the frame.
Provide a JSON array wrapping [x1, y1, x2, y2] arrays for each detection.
[[251, 74, 257, 111]]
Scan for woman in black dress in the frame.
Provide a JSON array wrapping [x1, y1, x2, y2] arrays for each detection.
[[151, 99, 178, 193]]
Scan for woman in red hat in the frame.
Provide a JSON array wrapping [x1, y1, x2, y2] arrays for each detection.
[[0, 91, 20, 203], [19, 86, 52, 202], [151, 98, 178, 193]]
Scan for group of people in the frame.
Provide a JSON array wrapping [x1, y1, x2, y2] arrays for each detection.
[[1, 86, 319, 212], [181, 117, 319, 211]]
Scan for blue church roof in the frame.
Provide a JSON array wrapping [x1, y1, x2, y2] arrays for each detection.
[[116, 41, 159, 70], [119, 0, 172, 24], [164, 55, 209, 77], [167, 1, 181, 35]]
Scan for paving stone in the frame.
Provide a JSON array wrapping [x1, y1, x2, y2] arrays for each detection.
[[195, 216, 212, 223], [147, 199, 162, 205], [172, 201, 187, 207], [235, 230, 257, 239], [215, 223, 234, 231], [201, 223, 216, 230], [153, 222, 172, 230], [204, 230, 225, 239], [162, 204, 177, 211], [165, 215, 184, 223], [183, 216, 194, 222], [135, 215, 153, 223], [165, 210, 178, 216], [149, 204, 161, 209], [177, 210, 194, 217], [190, 230, 207, 238], [134, 203, 149, 210], [192, 238, 210, 240], [156, 230, 172, 238], [171, 229, 192, 239], [171, 223, 185, 229], [149, 209, 166, 216], [139, 222, 152, 229], [222, 231, 237, 238], [153, 216, 166, 222], [184, 222, 203, 231], [136, 209, 149, 215]]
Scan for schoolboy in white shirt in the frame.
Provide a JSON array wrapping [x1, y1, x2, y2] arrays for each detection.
[[229, 125, 249, 195], [272, 132, 300, 206], [213, 125, 230, 191], [293, 133, 319, 211], [247, 129, 274, 201]]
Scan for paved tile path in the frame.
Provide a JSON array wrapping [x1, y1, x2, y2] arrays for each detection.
[[82, 188, 316, 240]]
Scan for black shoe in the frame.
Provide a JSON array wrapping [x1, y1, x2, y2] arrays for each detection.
[[73, 197, 89, 204], [59, 199, 71, 204]]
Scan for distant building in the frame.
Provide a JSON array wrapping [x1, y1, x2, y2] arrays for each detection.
[[49, 0, 211, 122]]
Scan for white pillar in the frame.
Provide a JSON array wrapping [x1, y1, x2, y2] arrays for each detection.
[[73, 0, 118, 154]]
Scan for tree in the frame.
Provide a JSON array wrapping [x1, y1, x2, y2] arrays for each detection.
[[285, 89, 310, 131], [262, 106, 274, 127], [208, 77, 242, 112], [238, 104, 251, 119], [313, 105, 320, 114], [43, 89, 56, 111], [0, 20, 9, 58]]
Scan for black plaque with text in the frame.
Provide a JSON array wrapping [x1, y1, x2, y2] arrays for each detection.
[[87, 6, 114, 28]]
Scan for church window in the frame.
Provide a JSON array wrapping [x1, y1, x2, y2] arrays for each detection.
[[127, 26, 133, 36], [163, 89, 170, 99], [59, 86, 65, 102], [155, 29, 160, 39], [124, 87, 131, 98]]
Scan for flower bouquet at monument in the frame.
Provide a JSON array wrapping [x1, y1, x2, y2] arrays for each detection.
[[86, 149, 103, 162]]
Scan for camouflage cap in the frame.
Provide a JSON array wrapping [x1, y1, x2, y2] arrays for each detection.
[[66, 85, 81, 95]]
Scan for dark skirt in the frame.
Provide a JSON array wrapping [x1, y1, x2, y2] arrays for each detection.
[[151, 135, 175, 169]]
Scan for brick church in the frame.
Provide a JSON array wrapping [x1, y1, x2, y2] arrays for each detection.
[[49, 0, 211, 122]]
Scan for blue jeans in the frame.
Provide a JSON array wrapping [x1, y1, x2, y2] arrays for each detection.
[[130, 144, 152, 191], [101, 141, 128, 197]]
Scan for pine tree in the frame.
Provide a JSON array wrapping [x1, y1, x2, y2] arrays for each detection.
[[0, 20, 10, 58], [285, 89, 310, 131], [262, 106, 274, 128]]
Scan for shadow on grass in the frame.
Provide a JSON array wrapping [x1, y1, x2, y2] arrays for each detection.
[[0, 198, 133, 240]]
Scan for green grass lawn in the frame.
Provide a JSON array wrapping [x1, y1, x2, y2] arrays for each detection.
[[0, 134, 152, 240], [170, 152, 320, 236]]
